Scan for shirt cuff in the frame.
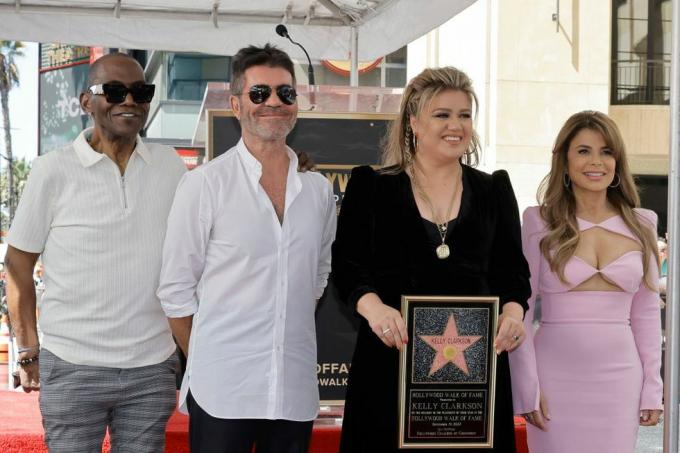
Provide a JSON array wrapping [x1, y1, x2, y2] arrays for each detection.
[[161, 298, 198, 318]]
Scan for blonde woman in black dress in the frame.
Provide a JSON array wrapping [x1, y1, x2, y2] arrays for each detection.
[[332, 67, 531, 452]]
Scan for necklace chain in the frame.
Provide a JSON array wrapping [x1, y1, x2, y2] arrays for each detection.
[[410, 161, 461, 259]]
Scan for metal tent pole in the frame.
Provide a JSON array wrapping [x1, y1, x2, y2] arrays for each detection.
[[350, 26, 359, 87], [664, 0, 680, 451]]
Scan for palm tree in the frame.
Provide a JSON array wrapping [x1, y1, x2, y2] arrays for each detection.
[[0, 40, 24, 233], [0, 157, 30, 230]]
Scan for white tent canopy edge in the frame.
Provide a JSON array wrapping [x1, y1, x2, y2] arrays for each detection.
[[0, 0, 477, 61]]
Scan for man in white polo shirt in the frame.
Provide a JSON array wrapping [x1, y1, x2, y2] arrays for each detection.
[[5, 53, 186, 452], [158, 44, 336, 452]]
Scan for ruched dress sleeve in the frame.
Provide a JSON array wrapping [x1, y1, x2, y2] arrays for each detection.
[[331, 165, 378, 309], [488, 170, 531, 309], [508, 206, 545, 414], [631, 208, 664, 410]]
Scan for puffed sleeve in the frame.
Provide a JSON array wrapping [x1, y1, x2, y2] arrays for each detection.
[[508, 206, 545, 414], [488, 170, 531, 308], [631, 208, 663, 410], [331, 165, 378, 308]]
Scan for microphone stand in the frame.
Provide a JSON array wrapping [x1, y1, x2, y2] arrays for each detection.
[[277, 25, 316, 110]]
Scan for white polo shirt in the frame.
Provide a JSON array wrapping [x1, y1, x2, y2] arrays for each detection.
[[158, 139, 336, 420], [8, 128, 187, 368]]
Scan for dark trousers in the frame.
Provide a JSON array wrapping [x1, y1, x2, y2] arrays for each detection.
[[187, 391, 313, 453]]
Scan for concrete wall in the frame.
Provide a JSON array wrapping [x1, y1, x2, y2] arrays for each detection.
[[407, 0, 493, 169], [405, 0, 612, 213], [609, 105, 670, 176], [495, 0, 611, 212]]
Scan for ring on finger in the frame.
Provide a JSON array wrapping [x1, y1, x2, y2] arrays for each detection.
[[512, 335, 520, 341], [382, 327, 392, 335]]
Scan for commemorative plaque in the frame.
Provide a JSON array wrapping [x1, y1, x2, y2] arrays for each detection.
[[398, 295, 499, 449]]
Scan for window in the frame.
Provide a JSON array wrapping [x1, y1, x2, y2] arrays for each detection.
[[167, 53, 231, 101], [611, 0, 671, 104]]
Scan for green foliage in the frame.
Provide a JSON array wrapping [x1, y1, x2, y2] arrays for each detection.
[[0, 157, 30, 231], [0, 40, 24, 233], [0, 41, 24, 91]]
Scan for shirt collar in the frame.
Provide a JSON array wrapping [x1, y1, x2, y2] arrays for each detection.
[[73, 128, 152, 168], [236, 138, 300, 191]]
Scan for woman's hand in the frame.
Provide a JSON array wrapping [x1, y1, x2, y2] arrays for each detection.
[[356, 293, 409, 350], [640, 409, 662, 426], [495, 301, 525, 353], [523, 393, 550, 431]]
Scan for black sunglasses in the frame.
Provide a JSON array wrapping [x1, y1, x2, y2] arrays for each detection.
[[88, 82, 156, 104], [242, 84, 297, 105]]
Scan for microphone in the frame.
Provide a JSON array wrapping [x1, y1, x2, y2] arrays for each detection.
[[275, 24, 316, 86]]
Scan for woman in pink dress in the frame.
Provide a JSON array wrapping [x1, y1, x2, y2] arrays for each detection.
[[508, 110, 663, 452]]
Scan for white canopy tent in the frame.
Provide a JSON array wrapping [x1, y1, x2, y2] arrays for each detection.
[[0, 0, 476, 61], [0, 0, 678, 450]]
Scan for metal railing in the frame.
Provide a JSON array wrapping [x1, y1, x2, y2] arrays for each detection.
[[612, 59, 671, 105]]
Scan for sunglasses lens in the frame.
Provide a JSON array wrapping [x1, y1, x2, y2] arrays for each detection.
[[130, 84, 155, 103], [248, 85, 272, 104], [101, 83, 155, 104], [276, 85, 297, 105], [102, 84, 128, 103]]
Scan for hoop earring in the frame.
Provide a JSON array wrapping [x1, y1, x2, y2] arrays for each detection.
[[563, 173, 571, 189], [609, 173, 621, 188]]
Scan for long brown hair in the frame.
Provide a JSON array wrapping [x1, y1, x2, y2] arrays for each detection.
[[381, 67, 481, 172], [538, 110, 658, 288]]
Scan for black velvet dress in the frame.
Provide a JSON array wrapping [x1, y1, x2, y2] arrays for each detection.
[[331, 165, 531, 453]]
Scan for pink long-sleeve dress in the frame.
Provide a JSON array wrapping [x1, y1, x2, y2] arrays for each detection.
[[509, 206, 663, 453]]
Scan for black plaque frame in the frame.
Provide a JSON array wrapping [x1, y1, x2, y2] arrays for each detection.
[[398, 295, 499, 449]]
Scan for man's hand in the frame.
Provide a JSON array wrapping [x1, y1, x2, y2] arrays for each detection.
[[5, 245, 41, 392], [18, 361, 40, 392]]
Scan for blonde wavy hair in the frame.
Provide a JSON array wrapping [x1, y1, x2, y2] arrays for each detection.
[[538, 110, 658, 288], [381, 67, 481, 172]]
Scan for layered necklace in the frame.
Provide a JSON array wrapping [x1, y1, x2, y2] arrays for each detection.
[[410, 161, 462, 260]]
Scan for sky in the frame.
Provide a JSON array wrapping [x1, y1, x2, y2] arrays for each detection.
[[2, 41, 39, 163]]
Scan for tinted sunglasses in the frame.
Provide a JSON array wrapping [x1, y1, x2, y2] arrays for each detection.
[[243, 84, 297, 105], [88, 82, 156, 104]]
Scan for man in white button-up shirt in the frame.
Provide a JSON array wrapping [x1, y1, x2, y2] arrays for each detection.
[[6, 53, 186, 452], [158, 44, 336, 452]]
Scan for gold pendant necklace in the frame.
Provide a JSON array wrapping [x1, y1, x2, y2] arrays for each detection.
[[411, 162, 460, 260], [435, 223, 451, 259]]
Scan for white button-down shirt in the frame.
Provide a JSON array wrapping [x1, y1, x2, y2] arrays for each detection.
[[158, 139, 336, 420], [8, 128, 187, 367]]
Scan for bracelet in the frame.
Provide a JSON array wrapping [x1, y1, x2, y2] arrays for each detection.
[[17, 356, 39, 367], [17, 344, 40, 354]]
